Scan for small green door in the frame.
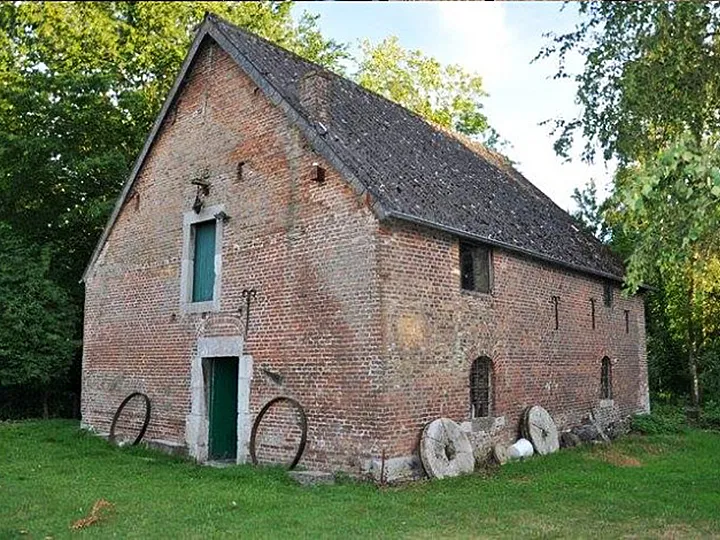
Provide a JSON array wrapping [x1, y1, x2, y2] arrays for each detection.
[[208, 357, 239, 461]]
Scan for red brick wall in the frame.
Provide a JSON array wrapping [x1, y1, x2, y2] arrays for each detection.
[[375, 220, 648, 459], [82, 40, 384, 470], [83, 38, 648, 476]]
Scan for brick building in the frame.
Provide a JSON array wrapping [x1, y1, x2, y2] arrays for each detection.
[[81, 14, 649, 479]]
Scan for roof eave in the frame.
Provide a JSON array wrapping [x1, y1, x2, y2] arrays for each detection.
[[383, 210, 628, 285]]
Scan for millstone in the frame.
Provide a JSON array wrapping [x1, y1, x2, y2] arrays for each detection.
[[523, 405, 559, 455], [420, 418, 474, 479], [492, 443, 509, 465], [520, 407, 532, 440]]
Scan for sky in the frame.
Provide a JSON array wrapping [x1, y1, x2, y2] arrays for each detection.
[[292, 2, 614, 213]]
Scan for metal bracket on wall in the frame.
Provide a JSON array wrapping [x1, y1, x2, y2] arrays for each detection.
[[241, 288, 257, 340], [191, 177, 211, 213]]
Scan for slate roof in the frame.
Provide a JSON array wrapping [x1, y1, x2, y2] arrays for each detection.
[[84, 14, 625, 282], [212, 16, 624, 281]]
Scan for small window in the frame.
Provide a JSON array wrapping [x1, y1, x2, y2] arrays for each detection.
[[191, 220, 217, 302], [460, 242, 491, 293], [470, 356, 493, 418], [624, 310, 630, 333], [590, 298, 596, 329], [603, 282, 613, 307], [552, 296, 560, 330], [601, 356, 612, 399]]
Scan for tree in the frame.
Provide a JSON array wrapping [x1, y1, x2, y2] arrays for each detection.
[[540, 2, 720, 407], [0, 223, 78, 417], [355, 36, 500, 146], [0, 1, 346, 417], [538, 2, 720, 164], [570, 179, 609, 242], [604, 135, 720, 408]]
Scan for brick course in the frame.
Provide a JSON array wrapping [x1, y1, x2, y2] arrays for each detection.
[[82, 40, 648, 478]]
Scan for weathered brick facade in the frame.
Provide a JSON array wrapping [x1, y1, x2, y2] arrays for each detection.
[[373, 221, 648, 476], [82, 32, 648, 479]]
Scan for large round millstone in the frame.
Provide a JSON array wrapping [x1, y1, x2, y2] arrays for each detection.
[[420, 418, 474, 479], [523, 406, 559, 455]]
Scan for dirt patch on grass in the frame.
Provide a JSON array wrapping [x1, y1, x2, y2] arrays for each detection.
[[635, 442, 669, 455], [71, 499, 114, 530], [590, 447, 643, 467], [508, 476, 532, 484], [635, 522, 720, 539]]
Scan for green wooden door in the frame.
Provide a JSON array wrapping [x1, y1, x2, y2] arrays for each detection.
[[208, 358, 238, 461], [192, 220, 216, 302]]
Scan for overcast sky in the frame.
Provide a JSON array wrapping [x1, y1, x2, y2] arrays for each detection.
[[292, 2, 614, 213]]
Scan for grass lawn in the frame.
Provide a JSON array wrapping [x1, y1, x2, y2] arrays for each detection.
[[1, 421, 720, 539]]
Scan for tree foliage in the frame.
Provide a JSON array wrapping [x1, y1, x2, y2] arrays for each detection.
[[539, 2, 720, 163], [570, 179, 609, 242], [355, 36, 499, 145], [0, 223, 77, 390], [542, 2, 720, 406], [603, 136, 720, 406], [608, 135, 720, 293]]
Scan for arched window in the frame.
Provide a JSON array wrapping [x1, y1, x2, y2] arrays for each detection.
[[470, 356, 493, 418], [601, 356, 612, 399]]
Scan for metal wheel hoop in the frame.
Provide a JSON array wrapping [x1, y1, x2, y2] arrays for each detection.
[[108, 392, 151, 446], [249, 396, 307, 470]]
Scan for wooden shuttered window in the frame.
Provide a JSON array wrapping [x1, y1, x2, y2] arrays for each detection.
[[192, 220, 216, 303]]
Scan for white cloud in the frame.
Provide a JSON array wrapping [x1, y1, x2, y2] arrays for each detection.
[[435, 3, 514, 88]]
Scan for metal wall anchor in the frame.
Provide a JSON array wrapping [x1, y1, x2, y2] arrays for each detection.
[[241, 288, 257, 340]]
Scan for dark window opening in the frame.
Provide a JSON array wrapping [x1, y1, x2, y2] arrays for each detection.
[[590, 298, 596, 329], [470, 356, 492, 418], [191, 220, 216, 302], [624, 310, 630, 333], [601, 356, 612, 399], [552, 296, 560, 330], [603, 282, 613, 307], [460, 242, 491, 293]]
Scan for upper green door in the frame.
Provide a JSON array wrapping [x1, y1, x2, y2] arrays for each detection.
[[192, 220, 216, 302], [208, 357, 238, 461]]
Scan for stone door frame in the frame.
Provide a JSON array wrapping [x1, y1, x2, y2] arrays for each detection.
[[185, 335, 253, 463]]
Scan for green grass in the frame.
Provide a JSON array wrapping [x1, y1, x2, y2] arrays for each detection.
[[1, 421, 720, 539]]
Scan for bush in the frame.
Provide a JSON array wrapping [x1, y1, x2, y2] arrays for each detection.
[[631, 404, 687, 435], [699, 401, 720, 430]]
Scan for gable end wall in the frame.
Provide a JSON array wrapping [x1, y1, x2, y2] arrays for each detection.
[[82, 41, 384, 472]]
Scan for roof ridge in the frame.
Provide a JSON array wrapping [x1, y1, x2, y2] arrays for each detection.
[[210, 13, 339, 78]]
